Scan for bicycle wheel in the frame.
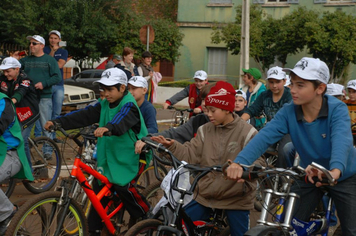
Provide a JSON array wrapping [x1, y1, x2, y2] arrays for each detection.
[[136, 164, 168, 193], [242, 225, 282, 236], [23, 137, 62, 194], [5, 191, 89, 236], [142, 181, 164, 209], [125, 219, 163, 236], [0, 178, 16, 198]]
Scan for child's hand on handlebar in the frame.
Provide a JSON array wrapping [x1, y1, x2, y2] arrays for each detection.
[[163, 103, 170, 110], [193, 107, 202, 114], [305, 165, 340, 187], [135, 140, 146, 154], [94, 127, 109, 137], [150, 135, 174, 148], [226, 161, 245, 183], [44, 121, 54, 131]]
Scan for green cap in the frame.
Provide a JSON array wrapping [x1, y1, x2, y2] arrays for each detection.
[[242, 68, 262, 80]]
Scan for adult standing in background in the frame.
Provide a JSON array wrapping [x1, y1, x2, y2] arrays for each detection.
[[14, 35, 61, 141], [240, 68, 266, 129], [106, 54, 122, 69], [138, 51, 154, 102], [44, 30, 68, 143], [118, 47, 138, 78]]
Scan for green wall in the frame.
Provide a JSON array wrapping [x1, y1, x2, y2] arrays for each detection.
[[175, 0, 356, 84]]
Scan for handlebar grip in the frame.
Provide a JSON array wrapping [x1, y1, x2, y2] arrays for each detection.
[[305, 176, 330, 184], [103, 131, 112, 136], [141, 137, 169, 153]]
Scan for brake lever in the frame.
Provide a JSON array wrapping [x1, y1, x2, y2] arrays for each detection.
[[310, 162, 336, 186]]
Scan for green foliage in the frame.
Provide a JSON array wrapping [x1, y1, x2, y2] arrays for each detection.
[[305, 11, 356, 82], [132, 0, 178, 22], [0, 0, 183, 66]]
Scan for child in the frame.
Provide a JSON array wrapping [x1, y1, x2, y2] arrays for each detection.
[[344, 80, 356, 127], [163, 70, 208, 116], [240, 67, 266, 128], [235, 90, 256, 127], [0, 93, 33, 234], [0, 57, 40, 166], [150, 83, 215, 143], [227, 57, 356, 235], [137, 51, 155, 102], [138, 81, 263, 236], [44, 68, 151, 235], [241, 66, 292, 167], [326, 83, 345, 101], [128, 76, 158, 133]]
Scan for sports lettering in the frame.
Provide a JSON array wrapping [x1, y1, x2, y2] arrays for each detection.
[[206, 97, 229, 106]]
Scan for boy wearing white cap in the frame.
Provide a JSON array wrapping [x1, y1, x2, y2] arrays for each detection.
[[326, 83, 345, 101], [128, 76, 158, 133], [44, 68, 151, 234], [344, 80, 356, 134], [163, 70, 208, 116], [227, 57, 356, 235]]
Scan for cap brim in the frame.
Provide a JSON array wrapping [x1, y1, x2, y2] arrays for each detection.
[[0, 66, 12, 70], [26, 36, 34, 41], [266, 75, 285, 80], [194, 76, 206, 80], [93, 79, 120, 86], [242, 68, 249, 73], [128, 81, 146, 88]]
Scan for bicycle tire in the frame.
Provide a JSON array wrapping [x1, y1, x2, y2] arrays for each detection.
[[136, 164, 168, 192], [5, 191, 89, 236], [243, 225, 283, 236], [125, 219, 163, 236], [141, 181, 164, 209], [23, 137, 62, 194], [0, 178, 16, 198]]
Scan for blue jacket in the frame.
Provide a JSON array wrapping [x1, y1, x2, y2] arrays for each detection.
[[234, 95, 356, 182]]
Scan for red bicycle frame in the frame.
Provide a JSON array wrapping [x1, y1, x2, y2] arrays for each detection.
[[70, 156, 123, 235]]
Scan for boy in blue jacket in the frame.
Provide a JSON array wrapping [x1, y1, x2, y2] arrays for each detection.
[[227, 57, 356, 235]]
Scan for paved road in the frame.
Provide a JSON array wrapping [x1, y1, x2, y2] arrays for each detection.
[[8, 106, 262, 228]]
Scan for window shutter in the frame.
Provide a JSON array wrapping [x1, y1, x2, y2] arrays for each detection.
[[314, 0, 327, 3], [253, 0, 265, 4], [210, 0, 232, 3]]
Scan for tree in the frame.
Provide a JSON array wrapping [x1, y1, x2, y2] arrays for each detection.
[[211, 5, 319, 72], [305, 11, 356, 83], [131, 0, 178, 22]]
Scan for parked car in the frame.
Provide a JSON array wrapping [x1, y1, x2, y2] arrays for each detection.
[[62, 85, 97, 114], [64, 69, 104, 98]]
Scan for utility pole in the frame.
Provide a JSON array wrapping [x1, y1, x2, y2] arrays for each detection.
[[239, 0, 250, 89]]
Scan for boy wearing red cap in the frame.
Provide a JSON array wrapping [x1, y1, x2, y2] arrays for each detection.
[[137, 81, 263, 236]]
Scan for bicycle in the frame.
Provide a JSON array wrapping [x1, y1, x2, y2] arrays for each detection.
[[222, 161, 339, 236], [126, 137, 230, 236], [167, 106, 193, 128], [0, 136, 61, 197], [5, 125, 162, 236]]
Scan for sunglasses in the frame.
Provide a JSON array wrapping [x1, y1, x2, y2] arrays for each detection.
[[29, 42, 42, 46]]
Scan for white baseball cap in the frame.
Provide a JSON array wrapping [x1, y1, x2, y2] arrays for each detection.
[[93, 68, 128, 86], [0, 57, 21, 70], [235, 90, 247, 100], [193, 70, 208, 81], [26, 35, 45, 45], [128, 76, 148, 89], [49, 30, 61, 39], [326, 83, 344, 96], [283, 57, 330, 84], [347, 80, 356, 91], [266, 66, 286, 80]]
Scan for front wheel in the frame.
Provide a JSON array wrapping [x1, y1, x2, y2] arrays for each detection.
[[23, 137, 61, 194], [125, 219, 163, 236], [0, 178, 16, 198], [5, 191, 89, 236], [243, 225, 283, 236]]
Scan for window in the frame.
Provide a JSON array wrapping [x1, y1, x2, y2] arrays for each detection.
[[208, 48, 228, 79], [76, 71, 92, 79], [314, 0, 356, 3], [93, 71, 102, 78], [253, 0, 299, 3]]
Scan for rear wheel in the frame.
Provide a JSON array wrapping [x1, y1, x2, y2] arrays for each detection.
[[5, 191, 89, 236], [0, 178, 16, 197], [125, 219, 163, 236], [23, 137, 61, 194]]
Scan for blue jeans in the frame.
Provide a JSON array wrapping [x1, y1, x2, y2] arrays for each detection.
[[184, 200, 249, 236], [51, 85, 64, 139], [22, 122, 35, 170], [34, 119, 42, 137], [292, 174, 356, 235], [39, 98, 52, 139]]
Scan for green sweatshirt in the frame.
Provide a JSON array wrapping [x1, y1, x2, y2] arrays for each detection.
[[96, 93, 151, 186], [19, 54, 61, 98]]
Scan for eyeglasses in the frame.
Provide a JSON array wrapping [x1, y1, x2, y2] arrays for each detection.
[[29, 42, 41, 46]]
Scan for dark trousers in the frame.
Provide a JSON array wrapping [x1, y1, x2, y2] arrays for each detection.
[[88, 165, 150, 232], [291, 174, 356, 236]]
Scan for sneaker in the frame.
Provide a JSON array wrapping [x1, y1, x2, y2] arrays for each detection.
[[328, 225, 338, 236], [44, 153, 52, 160], [0, 205, 18, 235]]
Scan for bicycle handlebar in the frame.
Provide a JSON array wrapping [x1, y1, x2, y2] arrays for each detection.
[[167, 105, 194, 113]]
